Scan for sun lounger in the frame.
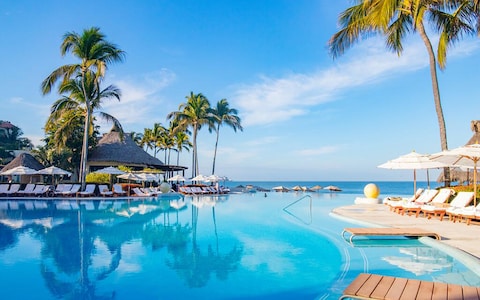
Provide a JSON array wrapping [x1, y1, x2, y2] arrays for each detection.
[[450, 202, 480, 225], [394, 189, 438, 214], [402, 188, 453, 217], [4, 184, 20, 196], [54, 184, 72, 196], [0, 184, 10, 196], [385, 189, 425, 212], [132, 187, 152, 197], [422, 191, 474, 221], [16, 184, 36, 196], [78, 184, 96, 197], [31, 185, 48, 197], [98, 185, 114, 197], [62, 184, 81, 196], [113, 184, 127, 196]]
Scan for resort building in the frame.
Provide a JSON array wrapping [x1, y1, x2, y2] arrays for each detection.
[[87, 129, 187, 177]]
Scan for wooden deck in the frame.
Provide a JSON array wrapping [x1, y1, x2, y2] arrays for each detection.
[[342, 227, 441, 244], [340, 273, 480, 299]]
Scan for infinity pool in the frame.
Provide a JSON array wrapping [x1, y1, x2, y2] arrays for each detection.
[[0, 192, 479, 299]]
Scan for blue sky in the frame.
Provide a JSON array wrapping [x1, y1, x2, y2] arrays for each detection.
[[2, 1, 480, 181]]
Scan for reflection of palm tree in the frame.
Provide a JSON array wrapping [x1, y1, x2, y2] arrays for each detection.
[[40, 210, 114, 299], [165, 200, 243, 288], [0, 223, 17, 250]]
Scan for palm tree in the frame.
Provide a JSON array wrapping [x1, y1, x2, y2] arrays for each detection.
[[174, 131, 192, 166], [140, 128, 154, 152], [151, 123, 167, 158], [328, 0, 477, 185], [45, 72, 123, 177], [210, 99, 243, 175], [41, 27, 125, 188], [167, 92, 212, 177]]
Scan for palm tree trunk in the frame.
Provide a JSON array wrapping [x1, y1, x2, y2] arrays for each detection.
[[417, 21, 450, 186], [193, 125, 198, 177], [79, 70, 90, 190], [212, 124, 220, 175]]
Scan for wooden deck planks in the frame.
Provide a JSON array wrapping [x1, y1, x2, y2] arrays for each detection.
[[370, 276, 395, 299], [341, 273, 480, 300], [342, 227, 441, 244]]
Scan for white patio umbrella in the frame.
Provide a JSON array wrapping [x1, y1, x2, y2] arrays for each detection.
[[167, 174, 186, 182], [430, 144, 480, 206], [191, 174, 207, 182], [205, 174, 222, 182], [117, 173, 141, 181], [92, 166, 125, 175], [378, 151, 445, 193], [36, 166, 72, 185], [0, 166, 37, 175]]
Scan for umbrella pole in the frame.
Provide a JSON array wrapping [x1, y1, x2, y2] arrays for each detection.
[[413, 169, 417, 195], [426, 169, 430, 189], [474, 161, 477, 207]]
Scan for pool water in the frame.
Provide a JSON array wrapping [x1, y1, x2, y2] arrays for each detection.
[[0, 192, 479, 299]]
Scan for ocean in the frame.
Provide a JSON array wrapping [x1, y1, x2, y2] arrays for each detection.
[[224, 181, 440, 197]]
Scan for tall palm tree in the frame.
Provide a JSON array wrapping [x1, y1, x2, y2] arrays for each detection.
[[41, 27, 125, 188], [141, 128, 154, 152], [45, 72, 123, 177], [151, 122, 167, 158], [328, 0, 477, 185], [167, 92, 212, 177], [174, 131, 192, 166], [210, 99, 243, 175]]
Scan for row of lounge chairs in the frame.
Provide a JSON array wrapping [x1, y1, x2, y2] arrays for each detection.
[[178, 186, 226, 195], [385, 188, 480, 225], [0, 183, 135, 197]]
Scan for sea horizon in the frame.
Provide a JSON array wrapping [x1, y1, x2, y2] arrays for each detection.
[[223, 180, 440, 196]]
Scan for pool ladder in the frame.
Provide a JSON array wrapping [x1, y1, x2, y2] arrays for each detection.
[[283, 194, 312, 225]]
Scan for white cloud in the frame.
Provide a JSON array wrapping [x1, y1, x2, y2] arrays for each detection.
[[97, 69, 176, 131], [230, 38, 429, 127], [296, 145, 339, 156]]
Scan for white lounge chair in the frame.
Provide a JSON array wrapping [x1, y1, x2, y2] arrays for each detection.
[[422, 191, 474, 221], [4, 184, 20, 196], [451, 202, 480, 225], [113, 184, 127, 196], [31, 185, 48, 197], [62, 184, 81, 196], [78, 184, 96, 197], [98, 185, 114, 197], [132, 187, 151, 197], [394, 189, 438, 214], [54, 184, 72, 196], [17, 184, 36, 196], [403, 188, 453, 217]]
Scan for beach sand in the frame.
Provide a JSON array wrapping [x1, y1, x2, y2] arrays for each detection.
[[332, 204, 480, 259]]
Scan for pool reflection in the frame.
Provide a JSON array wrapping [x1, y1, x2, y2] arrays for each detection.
[[0, 195, 243, 298]]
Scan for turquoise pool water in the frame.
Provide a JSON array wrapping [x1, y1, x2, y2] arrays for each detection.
[[0, 191, 479, 299]]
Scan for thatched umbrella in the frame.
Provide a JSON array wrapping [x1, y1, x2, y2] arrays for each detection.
[[0, 152, 44, 172], [88, 130, 165, 169], [0, 153, 44, 183], [437, 120, 480, 184]]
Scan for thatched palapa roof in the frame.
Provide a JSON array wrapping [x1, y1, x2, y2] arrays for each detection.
[[0, 152, 44, 172], [437, 120, 480, 184], [88, 130, 165, 169]]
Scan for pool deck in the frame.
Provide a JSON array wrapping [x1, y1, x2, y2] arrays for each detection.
[[332, 203, 480, 259]]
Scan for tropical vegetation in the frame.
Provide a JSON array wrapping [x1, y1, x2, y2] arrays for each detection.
[[41, 27, 125, 188], [7, 26, 241, 182], [328, 0, 480, 185], [0, 121, 33, 165]]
